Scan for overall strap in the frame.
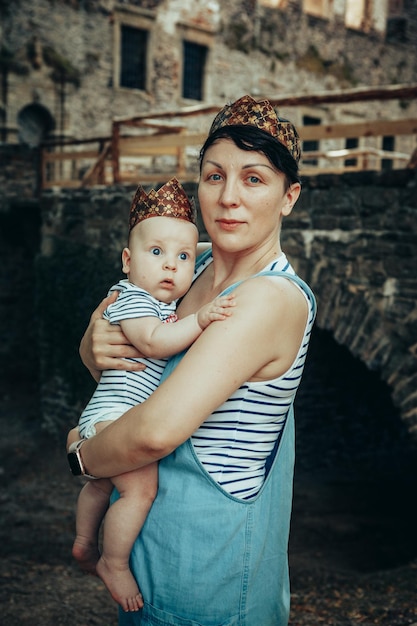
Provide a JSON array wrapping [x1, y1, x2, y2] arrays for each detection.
[[220, 269, 316, 315]]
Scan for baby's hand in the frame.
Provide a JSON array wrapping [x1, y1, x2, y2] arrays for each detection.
[[196, 294, 236, 330]]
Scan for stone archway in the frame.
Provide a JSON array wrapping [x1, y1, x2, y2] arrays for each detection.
[[293, 326, 417, 572], [17, 103, 55, 147], [306, 262, 416, 440]]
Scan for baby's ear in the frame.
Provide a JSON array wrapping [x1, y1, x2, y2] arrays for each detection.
[[121, 247, 131, 274]]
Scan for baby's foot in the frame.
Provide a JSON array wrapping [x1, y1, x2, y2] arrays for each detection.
[[72, 536, 100, 575], [96, 556, 144, 612]]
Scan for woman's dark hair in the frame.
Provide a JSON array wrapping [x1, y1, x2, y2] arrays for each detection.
[[199, 125, 301, 187]]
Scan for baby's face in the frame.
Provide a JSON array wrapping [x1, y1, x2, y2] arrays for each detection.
[[123, 216, 198, 303]]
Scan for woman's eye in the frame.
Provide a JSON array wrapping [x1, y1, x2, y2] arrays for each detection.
[[209, 173, 222, 181], [179, 252, 189, 261], [248, 175, 260, 184], [151, 247, 162, 256]]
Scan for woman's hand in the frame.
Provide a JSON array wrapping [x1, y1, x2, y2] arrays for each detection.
[[79, 292, 145, 382]]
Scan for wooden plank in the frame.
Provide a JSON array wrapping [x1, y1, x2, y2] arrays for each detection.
[[119, 144, 179, 157], [41, 135, 110, 148], [300, 165, 362, 175], [118, 171, 199, 184], [303, 147, 410, 160], [119, 133, 207, 152], [112, 84, 417, 125], [42, 179, 82, 189], [298, 118, 417, 141], [114, 105, 220, 126], [81, 143, 112, 187], [112, 122, 120, 184], [268, 84, 417, 107], [120, 121, 186, 132], [42, 150, 100, 162]]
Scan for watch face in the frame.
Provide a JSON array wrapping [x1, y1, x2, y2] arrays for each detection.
[[67, 452, 82, 476]]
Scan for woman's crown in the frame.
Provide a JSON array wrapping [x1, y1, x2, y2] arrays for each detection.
[[209, 95, 301, 163]]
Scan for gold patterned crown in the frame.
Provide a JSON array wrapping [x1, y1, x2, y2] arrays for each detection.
[[129, 178, 197, 231], [209, 95, 301, 163]]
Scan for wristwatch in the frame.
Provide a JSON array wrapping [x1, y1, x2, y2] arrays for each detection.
[[67, 439, 97, 479]]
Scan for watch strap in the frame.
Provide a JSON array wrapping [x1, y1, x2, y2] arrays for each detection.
[[68, 439, 98, 480]]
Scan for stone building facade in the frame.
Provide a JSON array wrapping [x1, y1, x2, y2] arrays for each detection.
[[1, 0, 417, 148]]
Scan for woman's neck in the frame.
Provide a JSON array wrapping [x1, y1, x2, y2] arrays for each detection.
[[209, 241, 283, 292]]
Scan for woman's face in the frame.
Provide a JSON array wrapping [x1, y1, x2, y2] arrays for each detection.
[[198, 138, 300, 254]]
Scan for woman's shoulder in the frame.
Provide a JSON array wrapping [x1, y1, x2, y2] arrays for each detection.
[[229, 272, 314, 348], [240, 255, 315, 315], [237, 273, 307, 311]]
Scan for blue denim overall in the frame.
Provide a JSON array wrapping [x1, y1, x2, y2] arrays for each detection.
[[118, 270, 316, 626]]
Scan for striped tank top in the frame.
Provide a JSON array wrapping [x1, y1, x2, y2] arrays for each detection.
[[190, 251, 316, 500], [78, 280, 177, 438]]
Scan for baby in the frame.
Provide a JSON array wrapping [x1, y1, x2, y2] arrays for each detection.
[[69, 178, 234, 612]]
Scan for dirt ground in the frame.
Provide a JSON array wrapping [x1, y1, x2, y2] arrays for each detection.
[[1, 382, 417, 626]]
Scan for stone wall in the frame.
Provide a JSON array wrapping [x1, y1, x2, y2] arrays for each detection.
[[31, 170, 417, 438], [0, 145, 40, 201], [0, 146, 41, 384], [284, 169, 417, 435]]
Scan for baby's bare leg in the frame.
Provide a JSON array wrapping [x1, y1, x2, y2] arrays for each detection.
[[96, 461, 158, 612], [72, 477, 113, 574], [72, 420, 114, 574]]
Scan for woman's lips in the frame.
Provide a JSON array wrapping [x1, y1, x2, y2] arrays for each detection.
[[217, 219, 243, 231]]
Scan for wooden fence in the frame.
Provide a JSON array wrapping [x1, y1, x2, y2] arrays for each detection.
[[41, 84, 417, 189]]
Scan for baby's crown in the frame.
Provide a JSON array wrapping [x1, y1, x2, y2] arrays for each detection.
[[129, 178, 197, 231]]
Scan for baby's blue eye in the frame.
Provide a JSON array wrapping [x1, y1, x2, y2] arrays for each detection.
[[151, 247, 161, 256], [179, 252, 189, 261]]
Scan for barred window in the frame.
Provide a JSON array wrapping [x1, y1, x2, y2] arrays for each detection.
[[120, 25, 147, 90], [182, 41, 207, 101], [345, 137, 359, 167], [302, 115, 321, 166], [382, 135, 395, 171]]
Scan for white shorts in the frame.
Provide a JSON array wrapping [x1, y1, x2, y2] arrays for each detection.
[[78, 409, 125, 439]]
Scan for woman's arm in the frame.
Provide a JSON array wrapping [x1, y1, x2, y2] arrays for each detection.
[[79, 292, 146, 382], [74, 277, 307, 478]]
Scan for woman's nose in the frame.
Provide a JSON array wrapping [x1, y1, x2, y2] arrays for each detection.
[[219, 179, 240, 208]]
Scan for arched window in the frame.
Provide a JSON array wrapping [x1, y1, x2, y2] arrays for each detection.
[[17, 103, 55, 147]]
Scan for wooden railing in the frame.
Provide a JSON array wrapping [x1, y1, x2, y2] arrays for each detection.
[[41, 84, 417, 189]]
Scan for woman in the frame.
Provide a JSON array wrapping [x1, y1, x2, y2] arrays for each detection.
[[69, 95, 316, 625]]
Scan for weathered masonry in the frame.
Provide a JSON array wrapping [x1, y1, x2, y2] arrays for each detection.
[[2, 0, 417, 146]]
